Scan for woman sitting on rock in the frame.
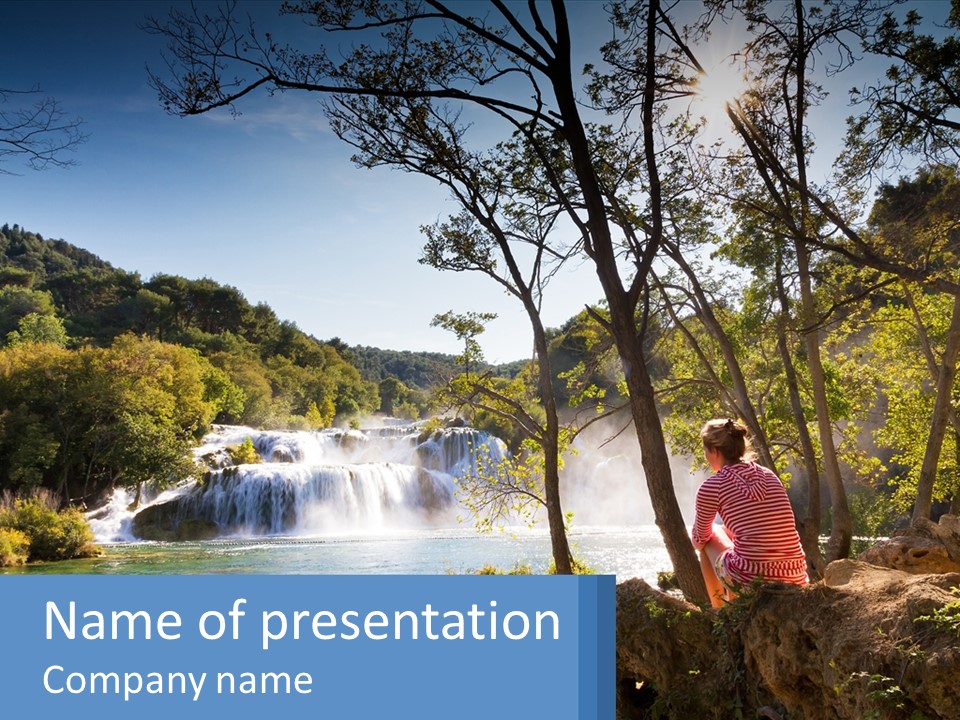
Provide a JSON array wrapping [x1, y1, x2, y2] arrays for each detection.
[[692, 418, 808, 607]]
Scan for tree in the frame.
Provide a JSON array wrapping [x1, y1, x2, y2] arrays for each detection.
[[0, 286, 57, 337], [846, 0, 960, 170], [378, 375, 411, 416], [0, 336, 229, 504], [704, 0, 908, 561], [708, 0, 960, 534], [861, 290, 960, 517], [147, 0, 731, 599], [863, 168, 960, 522], [5, 313, 68, 347], [0, 86, 87, 173], [430, 311, 497, 380]]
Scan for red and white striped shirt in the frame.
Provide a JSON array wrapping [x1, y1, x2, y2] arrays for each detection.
[[692, 462, 807, 586]]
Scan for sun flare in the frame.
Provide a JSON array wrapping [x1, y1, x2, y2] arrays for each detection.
[[692, 61, 753, 129]]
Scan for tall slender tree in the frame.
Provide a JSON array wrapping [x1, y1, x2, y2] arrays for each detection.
[[147, 0, 714, 599]]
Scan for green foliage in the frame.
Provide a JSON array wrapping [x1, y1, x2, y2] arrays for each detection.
[[867, 292, 960, 513], [431, 310, 497, 377], [847, 672, 926, 720], [473, 562, 533, 575], [304, 400, 334, 429], [439, 368, 545, 453], [0, 335, 217, 501], [656, 570, 680, 592], [418, 416, 446, 436], [350, 344, 463, 391], [914, 588, 960, 638], [547, 556, 595, 575], [455, 438, 546, 534], [0, 286, 57, 337], [549, 307, 624, 412], [0, 265, 36, 289], [0, 527, 30, 566], [0, 225, 384, 431], [376, 375, 431, 418], [226, 437, 261, 466], [5, 312, 69, 347], [200, 364, 246, 423], [0, 494, 98, 562], [848, 6, 960, 170], [848, 488, 900, 539]]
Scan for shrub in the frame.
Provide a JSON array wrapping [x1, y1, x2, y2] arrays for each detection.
[[226, 437, 261, 465], [547, 556, 596, 575], [0, 496, 98, 562], [474, 562, 534, 575], [0, 527, 30, 566]]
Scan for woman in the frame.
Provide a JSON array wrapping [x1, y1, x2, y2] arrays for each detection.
[[692, 418, 807, 607]]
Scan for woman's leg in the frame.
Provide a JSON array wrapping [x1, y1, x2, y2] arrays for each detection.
[[698, 527, 734, 608]]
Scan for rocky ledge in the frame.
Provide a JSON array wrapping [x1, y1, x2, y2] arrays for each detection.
[[617, 515, 960, 719]]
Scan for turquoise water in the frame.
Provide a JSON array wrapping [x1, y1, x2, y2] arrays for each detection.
[[1, 526, 671, 583]]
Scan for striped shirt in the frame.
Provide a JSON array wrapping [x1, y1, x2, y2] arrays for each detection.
[[692, 462, 807, 586]]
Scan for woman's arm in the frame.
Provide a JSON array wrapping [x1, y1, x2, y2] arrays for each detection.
[[691, 480, 719, 550]]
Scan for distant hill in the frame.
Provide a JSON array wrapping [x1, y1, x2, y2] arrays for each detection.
[[1, 222, 609, 413], [0, 223, 112, 276], [0, 222, 383, 424], [349, 345, 461, 390]]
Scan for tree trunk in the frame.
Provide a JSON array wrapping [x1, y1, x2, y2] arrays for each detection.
[[950, 431, 960, 514], [795, 238, 851, 561], [912, 293, 960, 524], [128, 481, 143, 512], [607, 298, 708, 599], [548, 0, 706, 602], [775, 259, 825, 578], [527, 300, 573, 574]]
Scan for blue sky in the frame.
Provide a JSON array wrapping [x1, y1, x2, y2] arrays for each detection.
[[0, 1, 939, 361], [1, 1, 620, 362]]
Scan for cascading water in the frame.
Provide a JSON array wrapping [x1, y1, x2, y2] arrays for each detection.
[[93, 424, 508, 542]]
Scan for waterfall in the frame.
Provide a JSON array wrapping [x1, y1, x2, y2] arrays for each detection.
[[94, 423, 508, 542]]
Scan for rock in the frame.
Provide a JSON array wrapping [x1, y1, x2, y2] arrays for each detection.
[[616, 578, 734, 719], [131, 502, 221, 541], [855, 515, 960, 575], [617, 561, 960, 719], [858, 536, 960, 575], [174, 518, 220, 541], [269, 446, 296, 463], [922, 514, 960, 563]]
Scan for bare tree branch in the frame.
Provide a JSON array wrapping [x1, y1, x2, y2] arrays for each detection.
[[0, 87, 87, 174]]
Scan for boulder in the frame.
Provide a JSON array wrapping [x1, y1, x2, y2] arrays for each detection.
[[131, 502, 221, 541], [174, 518, 220, 541], [858, 514, 960, 574], [858, 535, 960, 574]]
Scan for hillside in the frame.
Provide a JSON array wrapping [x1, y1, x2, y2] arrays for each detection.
[[1, 224, 467, 403]]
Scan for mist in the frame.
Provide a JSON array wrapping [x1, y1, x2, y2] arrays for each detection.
[[560, 416, 706, 527]]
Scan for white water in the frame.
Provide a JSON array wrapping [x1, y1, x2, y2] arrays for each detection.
[[86, 421, 706, 582], [89, 423, 511, 541]]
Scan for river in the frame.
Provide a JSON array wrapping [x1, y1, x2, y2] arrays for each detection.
[[1, 526, 672, 582]]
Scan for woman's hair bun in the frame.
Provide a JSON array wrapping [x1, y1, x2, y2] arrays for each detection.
[[702, 417, 753, 463], [724, 418, 746, 437]]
